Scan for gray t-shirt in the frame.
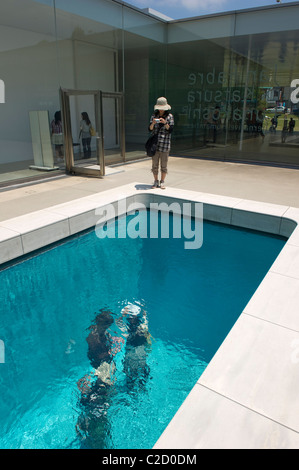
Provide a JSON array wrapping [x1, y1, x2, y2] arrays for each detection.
[[80, 120, 91, 138]]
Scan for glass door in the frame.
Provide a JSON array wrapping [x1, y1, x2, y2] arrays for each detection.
[[101, 92, 125, 165], [60, 88, 103, 176], [60, 88, 124, 177]]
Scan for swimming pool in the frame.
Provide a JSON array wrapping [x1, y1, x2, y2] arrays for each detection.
[[0, 207, 286, 449]]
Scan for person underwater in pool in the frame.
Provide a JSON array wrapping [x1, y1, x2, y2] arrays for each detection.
[[76, 309, 117, 448], [120, 303, 152, 390], [76, 304, 152, 448]]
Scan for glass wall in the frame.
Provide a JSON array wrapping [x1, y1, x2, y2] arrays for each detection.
[[166, 6, 299, 166], [0, 1, 299, 187], [122, 7, 166, 157], [0, 0, 166, 185], [0, 0, 58, 184], [54, 0, 124, 164]]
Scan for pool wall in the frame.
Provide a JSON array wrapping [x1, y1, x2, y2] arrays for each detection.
[[1, 182, 299, 449]]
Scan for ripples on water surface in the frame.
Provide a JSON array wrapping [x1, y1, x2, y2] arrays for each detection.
[[0, 213, 285, 448]]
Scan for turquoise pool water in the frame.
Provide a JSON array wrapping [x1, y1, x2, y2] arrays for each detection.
[[0, 212, 285, 449]]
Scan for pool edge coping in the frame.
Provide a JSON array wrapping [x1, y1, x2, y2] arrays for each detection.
[[1, 181, 299, 449]]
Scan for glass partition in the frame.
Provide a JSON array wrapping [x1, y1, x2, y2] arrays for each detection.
[[167, 9, 299, 166], [123, 8, 167, 158], [1, 1, 299, 187], [0, 0, 60, 185]]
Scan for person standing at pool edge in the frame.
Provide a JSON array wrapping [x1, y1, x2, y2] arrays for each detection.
[[149, 97, 174, 189]]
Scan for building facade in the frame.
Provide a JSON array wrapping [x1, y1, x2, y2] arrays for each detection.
[[1, 0, 299, 185]]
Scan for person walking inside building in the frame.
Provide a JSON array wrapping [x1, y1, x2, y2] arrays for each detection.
[[50, 110, 64, 163], [79, 112, 92, 158], [149, 97, 174, 189]]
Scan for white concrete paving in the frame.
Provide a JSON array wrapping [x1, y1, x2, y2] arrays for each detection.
[[1, 157, 299, 449]]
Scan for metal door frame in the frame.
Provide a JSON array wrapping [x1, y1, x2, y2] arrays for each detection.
[[60, 88, 125, 177], [101, 91, 125, 161]]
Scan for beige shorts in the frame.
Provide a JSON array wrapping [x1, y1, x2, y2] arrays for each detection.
[[152, 151, 169, 174], [51, 133, 64, 145]]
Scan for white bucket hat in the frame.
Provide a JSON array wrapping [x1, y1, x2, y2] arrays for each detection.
[[154, 97, 171, 111]]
